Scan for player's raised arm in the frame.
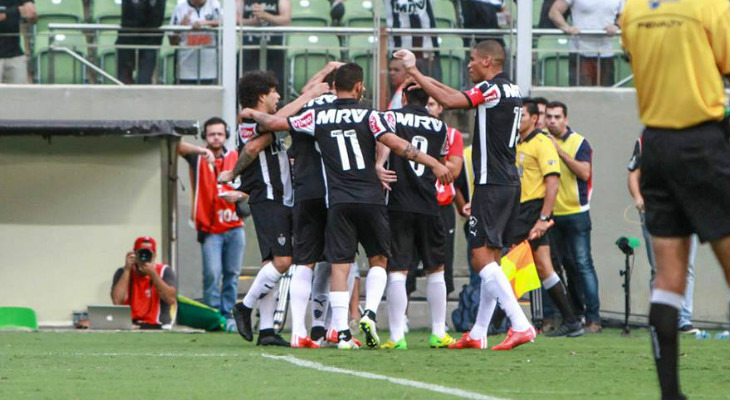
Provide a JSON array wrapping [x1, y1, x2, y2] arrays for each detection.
[[393, 50, 470, 110], [275, 82, 330, 118]]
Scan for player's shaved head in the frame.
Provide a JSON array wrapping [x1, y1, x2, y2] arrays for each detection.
[[473, 40, 505, 67], [334, 63, 364, 92]]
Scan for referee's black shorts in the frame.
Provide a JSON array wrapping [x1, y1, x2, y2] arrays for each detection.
[[388, 210, 446, 273], [467, 184, 521, 249], [249, 200, 293, 261], [325, 203, 391, 263], [292, 198, 327, 265], [509, 198, 550, 250], [642, 121, 730, 242]]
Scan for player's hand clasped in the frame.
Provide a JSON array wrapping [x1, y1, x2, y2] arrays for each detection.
[[376, 164, 397, 191], [393, 49, 417, 69]]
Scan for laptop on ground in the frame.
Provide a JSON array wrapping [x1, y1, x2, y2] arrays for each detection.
[[88, 305, 134, 330]]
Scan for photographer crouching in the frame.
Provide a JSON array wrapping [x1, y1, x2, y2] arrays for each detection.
[[111, 236, 177, 329]]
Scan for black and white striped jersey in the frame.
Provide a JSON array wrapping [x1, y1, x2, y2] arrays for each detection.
[[236, 119, 293, 206]]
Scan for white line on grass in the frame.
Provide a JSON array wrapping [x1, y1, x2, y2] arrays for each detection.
[[261, 353, 511, 400]]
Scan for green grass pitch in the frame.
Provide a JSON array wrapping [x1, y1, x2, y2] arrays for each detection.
[[1, 329, 728, 399]]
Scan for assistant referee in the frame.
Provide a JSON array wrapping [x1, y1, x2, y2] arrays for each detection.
[[621, 1, 730, 399]]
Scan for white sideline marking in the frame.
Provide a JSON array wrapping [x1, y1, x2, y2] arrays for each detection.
[[261, 353, 511, 400]]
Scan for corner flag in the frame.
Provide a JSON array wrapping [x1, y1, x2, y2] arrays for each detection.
[[501, 241, 541, 299]]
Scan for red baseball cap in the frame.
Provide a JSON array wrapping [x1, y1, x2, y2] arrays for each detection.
[[133, 236, 157, 253]]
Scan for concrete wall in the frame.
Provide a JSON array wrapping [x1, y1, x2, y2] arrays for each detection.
[[1, 85, 727, 325], [0, 135, 167, 324]]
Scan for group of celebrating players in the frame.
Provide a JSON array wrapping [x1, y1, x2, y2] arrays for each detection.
[[219, 39, 567, 350]]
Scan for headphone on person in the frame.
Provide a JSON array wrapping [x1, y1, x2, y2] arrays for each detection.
[[200, 117, 230, 140]]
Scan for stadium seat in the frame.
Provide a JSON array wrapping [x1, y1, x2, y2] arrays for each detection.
[[612, 37, 633, 87], [34, 30, 88, 84], [348, 34, 377, 91], [91, 0, 122, 25], [0, 307, 38, 332], [342, 0, 383, 27], [438, 35, 465, 89], [159, 35, 178, 85], [291, 0, 331, 27], [533, 0, 541, 27], [94, 31, 118, 83], [287, 33, 340, 94], [34, 0, 85, 33], [433, 0, 456, 29], [536, 36, 570, 87]]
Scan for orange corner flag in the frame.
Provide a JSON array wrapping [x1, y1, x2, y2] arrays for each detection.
[[501, 241, 541, 299]]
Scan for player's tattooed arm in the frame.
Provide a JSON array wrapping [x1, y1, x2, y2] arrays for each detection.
[[404, 143, 421, 160], [379, 132, 453, 184], [219, 133, 274, 182], [243, 109, 291, 132]]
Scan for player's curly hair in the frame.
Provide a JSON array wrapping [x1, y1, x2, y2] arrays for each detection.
[[238, 70, 279, 109]]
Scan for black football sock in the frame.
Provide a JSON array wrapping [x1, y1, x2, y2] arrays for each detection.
[[547, 282, 578, 324], [310, 326, 326, 341], [649, 301, 683, 400]]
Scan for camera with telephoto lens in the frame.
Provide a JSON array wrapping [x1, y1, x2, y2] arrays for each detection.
[[136, 248, 153, 263]]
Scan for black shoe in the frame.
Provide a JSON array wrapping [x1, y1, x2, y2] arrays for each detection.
[[257, 332, 290, 347], [232, 303, 253, 342], [545, 321, 584, 337]]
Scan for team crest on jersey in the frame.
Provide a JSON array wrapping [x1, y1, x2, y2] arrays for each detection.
[[277, 234, 287, 246]]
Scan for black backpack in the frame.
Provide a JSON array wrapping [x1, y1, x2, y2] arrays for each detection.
[[452, 281, 481, 332]]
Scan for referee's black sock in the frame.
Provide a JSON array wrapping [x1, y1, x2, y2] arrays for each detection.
[[547, 282, 577, 324], [649, 289, 685, 400], [542, 272, 577, 324]]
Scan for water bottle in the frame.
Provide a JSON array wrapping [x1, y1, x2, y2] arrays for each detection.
[[695, 330, 710, 340], [715, 330, 729, 340]]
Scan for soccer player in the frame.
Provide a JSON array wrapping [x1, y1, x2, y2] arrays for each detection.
[[375, 84, 455, 350], [621, 1, 730, 398], [226, 70, 327, 347], [514, 100, 583, 337], [395, 40, 536, 350], [242, 63, 453, 349]]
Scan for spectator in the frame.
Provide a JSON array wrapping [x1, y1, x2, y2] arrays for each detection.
[[538, 0, 568, 29], [237, 0, 290, 91], [169, 0, 222, 85], [117, 0, 166, 84], [549, 0, 624, 86], [461, 0, 506, 30], [0, 0, 36, 84], [385, 0, 442, 81], [388, 57, 407, 110], [544, 101, 602, 333], [178, 117, 247, 331], [111, 236, 177, 329], [627, 138, 700, 334]]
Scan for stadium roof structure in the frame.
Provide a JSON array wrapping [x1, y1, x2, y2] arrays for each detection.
[[0, 120, 199, 137]]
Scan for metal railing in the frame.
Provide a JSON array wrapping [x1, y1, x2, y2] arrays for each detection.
[[13, 24, 634, 93]]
